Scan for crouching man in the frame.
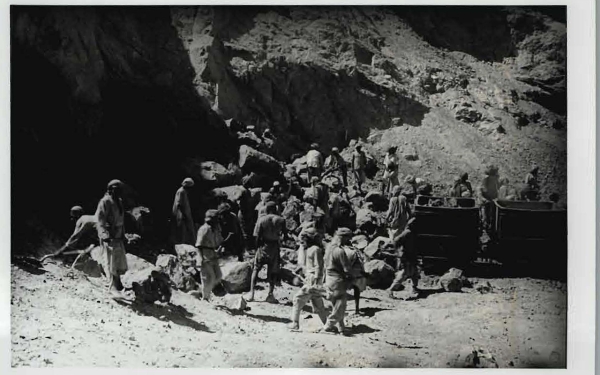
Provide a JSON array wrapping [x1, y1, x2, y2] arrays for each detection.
[[288, 228, 328, 331]]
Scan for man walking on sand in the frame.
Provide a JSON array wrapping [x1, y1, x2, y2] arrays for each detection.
[[195, 209, 224, 302], [320, 227, 356, 335], [288, 228, 328, 331], [248, 202, 287, 303], [96, 179, 128, 300]]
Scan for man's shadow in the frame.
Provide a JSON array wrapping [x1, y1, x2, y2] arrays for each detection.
[[115, 299, 212, 333]]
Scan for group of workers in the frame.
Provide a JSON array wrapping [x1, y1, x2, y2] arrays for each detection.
[[43, 141, 560, 335]]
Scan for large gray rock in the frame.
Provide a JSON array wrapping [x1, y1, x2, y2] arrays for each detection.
[[356, 207, 378, 233], [155, 254, 199, 292], [364, 236, 393, 259], [364, 259, 395, 289], [291, 155, 308, 175], [238, 145, 281, 176], [183, 158, 242, 187], [210, 185, 249, 205], [221, 261, 252, 293], [440, 267, 465, 292], [365, 191, 388, 211], [222, 294, 249, 312], [282, 197, 302, 232]]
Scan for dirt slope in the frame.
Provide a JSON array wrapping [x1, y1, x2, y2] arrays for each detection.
[[12, 260, 566, 368]]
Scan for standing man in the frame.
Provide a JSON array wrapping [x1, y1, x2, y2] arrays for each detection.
[[248, 202, 286, 303], [387, 218, 420, 299], [386, 186, 412, 239], [306, 143, 324, 181], [41, 206, 98, 262], [171, 177, 196, 246], [324, 147, 348, 187], [479, 165, 500, 230], [351, 145, 367, 194], [288, 228, 328, 331], [218, 203, 245, 262], [383, 146, 400, 197], [320, 227, 355, 334], [195, 209, 224, 302], [96, 179, 128, 299]]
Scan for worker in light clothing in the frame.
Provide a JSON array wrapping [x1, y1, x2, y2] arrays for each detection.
[[320, 227, 355, 335], [386, 185, 411, 240], [171, 177, 196, 246], [323, 147, 348, 187], [195, 209, 224, 302], [306, 143, 323, 181], [383, 146, 400, 197], [96, 179, 128, 299], [288, 228, 328, 331], [351, 145, 368, 194]]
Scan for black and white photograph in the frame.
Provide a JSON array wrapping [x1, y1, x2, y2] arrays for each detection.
[[4, 1, 595, 371]]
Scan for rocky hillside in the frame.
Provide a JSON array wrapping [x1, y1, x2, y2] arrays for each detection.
[[11, 6, 566, 252]]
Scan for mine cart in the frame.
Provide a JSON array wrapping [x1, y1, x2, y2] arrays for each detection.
[[490, 200, 567, 269], [413, 195, 481, 264]]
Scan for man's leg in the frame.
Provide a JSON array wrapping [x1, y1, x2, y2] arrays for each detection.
[[310, 295, 328, 324], [201, 261, 216, 301], [387, 269, 408, 298], [290, 288, 311, 329], [248, 263, 262, 302], [353, 286, 360, 314]]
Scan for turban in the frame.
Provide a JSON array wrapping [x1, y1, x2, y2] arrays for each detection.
[[182, 178, 195, 187]]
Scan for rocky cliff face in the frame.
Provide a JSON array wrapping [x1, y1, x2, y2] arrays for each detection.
[[11, 6, 566, 252]]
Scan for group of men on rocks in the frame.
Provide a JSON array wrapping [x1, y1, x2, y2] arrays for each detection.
[[43, 141, 562, 334]]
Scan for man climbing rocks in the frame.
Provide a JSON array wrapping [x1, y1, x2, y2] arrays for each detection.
[[383, 146, 400, 197], [288, 228, 328, 331], [195, 209, 224, 302], [351, 145, 368, 194], [41, 206, 98, 262], [249, 201, 286, 303], [171, 177, 196, 246], [96, 179, 128, 299], [450, 173, 473, 198], [217, 203, 245, 262], [306, 143, 323, 181], [323, 147, 348, 187], [320, 227, 356, 334], [479, 165, 500, 230], [386, 185, 412, 239], [387, 217, 420, 299]]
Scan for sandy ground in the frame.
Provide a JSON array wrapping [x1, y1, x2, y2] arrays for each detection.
[[11, 257, 566, 368]]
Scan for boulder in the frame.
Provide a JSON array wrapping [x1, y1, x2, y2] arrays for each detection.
[[356, 207, 378, 233], [458, 348, 499, 368], [237, 130, 263, 149], [364, 236, 393, 259], [404, 152, 419, 161], [221, 261, 252, 293], [364, 191, 388, 211], [291, 155, 308, 175], [238, 145, 281, 177], [279, 266, 303, 287], [440, 268, 464, 292], [364, 259, 395, 289], [155, 254, 199, 292], [130, 268, 173, 304], [210, 185, 249, 205], [248, 187, 263, 208], [282, 197, 302, 232], [182, 159, 242, 187], [222, 294, 249, 312], [351, 235, 369, 250]]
